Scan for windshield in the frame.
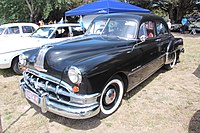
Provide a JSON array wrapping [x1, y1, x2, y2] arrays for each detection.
[[0, 27, 5, 35], [86, 18, 138, 40], [31, 27, 55, 38]]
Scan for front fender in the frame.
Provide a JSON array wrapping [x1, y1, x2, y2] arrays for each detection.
[[0, 48, 37, 69], [61, 53, 117, 94]]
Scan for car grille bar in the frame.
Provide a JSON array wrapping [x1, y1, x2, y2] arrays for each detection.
[[22, 69, 100, 108]]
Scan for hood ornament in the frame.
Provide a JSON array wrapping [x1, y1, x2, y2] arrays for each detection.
[[34, 45, 53, 72]]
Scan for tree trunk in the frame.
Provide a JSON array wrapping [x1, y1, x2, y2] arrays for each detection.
[[25, 0, 35, 22], [168, 3, 174, 22]]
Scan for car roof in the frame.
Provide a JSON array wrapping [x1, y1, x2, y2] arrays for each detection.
[[0, 23, 38, 28], [40, 23, 81, 28], [95, 13, 164, 22]]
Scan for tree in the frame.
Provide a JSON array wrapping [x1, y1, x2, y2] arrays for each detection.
[[152, 0, 197, 22]]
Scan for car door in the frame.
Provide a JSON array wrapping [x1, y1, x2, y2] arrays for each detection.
[[137, 21, 163, 81], [156, 21, 172, 56]]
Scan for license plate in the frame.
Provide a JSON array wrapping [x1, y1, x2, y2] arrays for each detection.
[[25, 89, 39, 105]]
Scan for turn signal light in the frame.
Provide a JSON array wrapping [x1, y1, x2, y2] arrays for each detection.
[[72, 86, 79, 93]]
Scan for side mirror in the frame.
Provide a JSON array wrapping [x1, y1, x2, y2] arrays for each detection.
[[139, 35, 147, 42]]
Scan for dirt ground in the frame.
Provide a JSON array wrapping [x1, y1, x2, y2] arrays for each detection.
[[0, 33, 200, 133]]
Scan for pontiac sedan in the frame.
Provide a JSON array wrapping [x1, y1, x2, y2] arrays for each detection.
[[19, 13, 184, 119]]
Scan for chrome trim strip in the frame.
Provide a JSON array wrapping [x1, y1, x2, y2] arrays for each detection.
[[128, 54, 165, 76], [34, 45, 53, 72], [127, 64, 163, 92]]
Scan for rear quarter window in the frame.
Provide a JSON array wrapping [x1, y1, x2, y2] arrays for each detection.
[[22, 26, 35, 33], [156, 22, 168, 35]]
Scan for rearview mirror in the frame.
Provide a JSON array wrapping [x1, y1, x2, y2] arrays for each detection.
[[139, 35, 147, 42]]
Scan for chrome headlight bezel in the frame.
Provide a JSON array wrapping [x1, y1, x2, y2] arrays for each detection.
[[19, 54, 28, 66], [68, 66, 82, 84]]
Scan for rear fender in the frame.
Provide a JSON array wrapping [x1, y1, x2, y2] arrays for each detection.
[[165, 38, 183, 64]]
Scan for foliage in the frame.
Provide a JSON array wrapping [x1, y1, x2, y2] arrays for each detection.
[[0, 0, 199, 24]]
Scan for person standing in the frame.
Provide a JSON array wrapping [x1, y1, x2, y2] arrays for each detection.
[[167, 19, 172, 30], [181, 17, 188, 34], [39, 20, 44, 26]]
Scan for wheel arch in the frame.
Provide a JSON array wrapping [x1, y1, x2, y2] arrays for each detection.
[[11, 55, 19, 67], [108, 72, 129, 93]]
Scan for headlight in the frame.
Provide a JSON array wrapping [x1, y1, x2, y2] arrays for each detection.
[[68, 66, 82, 84], [19, 54, 27, 66]]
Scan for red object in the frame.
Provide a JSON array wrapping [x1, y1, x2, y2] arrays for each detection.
[[72, 86, 79, 92], [148, 32, 154, 38]]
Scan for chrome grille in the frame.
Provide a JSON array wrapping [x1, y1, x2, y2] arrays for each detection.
[[22, 69, 100, 108], [23, 71, 71, 104]]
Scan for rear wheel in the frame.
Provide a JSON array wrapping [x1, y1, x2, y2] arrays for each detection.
[[12, 57, 23, 75], [99, 76, 124, 118], [164, 51, 177, 70]]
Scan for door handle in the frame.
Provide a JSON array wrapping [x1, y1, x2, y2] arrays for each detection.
[[155, 39, 161, 42]]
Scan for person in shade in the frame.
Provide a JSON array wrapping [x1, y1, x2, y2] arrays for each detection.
[[181, 17, 188, 34]]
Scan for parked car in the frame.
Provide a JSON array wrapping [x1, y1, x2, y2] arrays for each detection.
[[188, 18, 200, 34], [19, 13, 184, 119], [171, 23, 182, 32], [0, 23, 84, 74], [0, 23, 39, 37]]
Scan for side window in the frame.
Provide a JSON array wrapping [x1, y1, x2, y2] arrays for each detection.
[[5, 26, 20, 34], [156, 22, 168, 35], [71, 26, 83, 36], [145, 21, 155, 38], [139, 21, 155, 39], [139, 23, 147, 37], [22, 26, 34, 33], [52, 27, 70, 38]]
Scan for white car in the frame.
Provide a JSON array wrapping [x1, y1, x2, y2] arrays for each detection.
[[0, 23, 39, 37], [0, 23, 84, 74]]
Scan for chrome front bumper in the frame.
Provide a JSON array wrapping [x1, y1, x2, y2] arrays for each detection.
[[19, 70, 100, 119]]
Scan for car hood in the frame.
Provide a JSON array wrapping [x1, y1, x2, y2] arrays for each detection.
[[31, 35, 134, 80], [0, 36, 69, 54]]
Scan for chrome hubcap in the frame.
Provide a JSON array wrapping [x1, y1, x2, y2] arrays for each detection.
[[105, 88, 116, 105]]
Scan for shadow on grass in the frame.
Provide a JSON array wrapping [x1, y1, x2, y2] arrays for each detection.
[[124, 68, 167, 100], [44, 112, 101, 130], [2, 107, 32, 133], [193, 65, 200, 78], [0, 68, 15, 77], [29, 101, 101, 130], [188, 110, 200, 133]]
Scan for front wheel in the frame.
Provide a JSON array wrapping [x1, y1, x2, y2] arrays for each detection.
[[99, 76, 124, 118]]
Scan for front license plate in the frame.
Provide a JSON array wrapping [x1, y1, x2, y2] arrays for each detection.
[[25, 89, 39, 105]]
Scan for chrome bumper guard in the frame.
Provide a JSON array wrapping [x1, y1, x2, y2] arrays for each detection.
[[20, 70, 100, 119]]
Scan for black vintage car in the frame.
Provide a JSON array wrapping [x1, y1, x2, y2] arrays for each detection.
[[19, 13, 184, 119]]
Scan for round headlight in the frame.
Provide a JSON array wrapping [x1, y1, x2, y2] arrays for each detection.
[[68, 66, 82, 84], [19, 54, 27, 66]]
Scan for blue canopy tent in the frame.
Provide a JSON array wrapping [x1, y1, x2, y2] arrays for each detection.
[[65, 0, 150, 16]]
